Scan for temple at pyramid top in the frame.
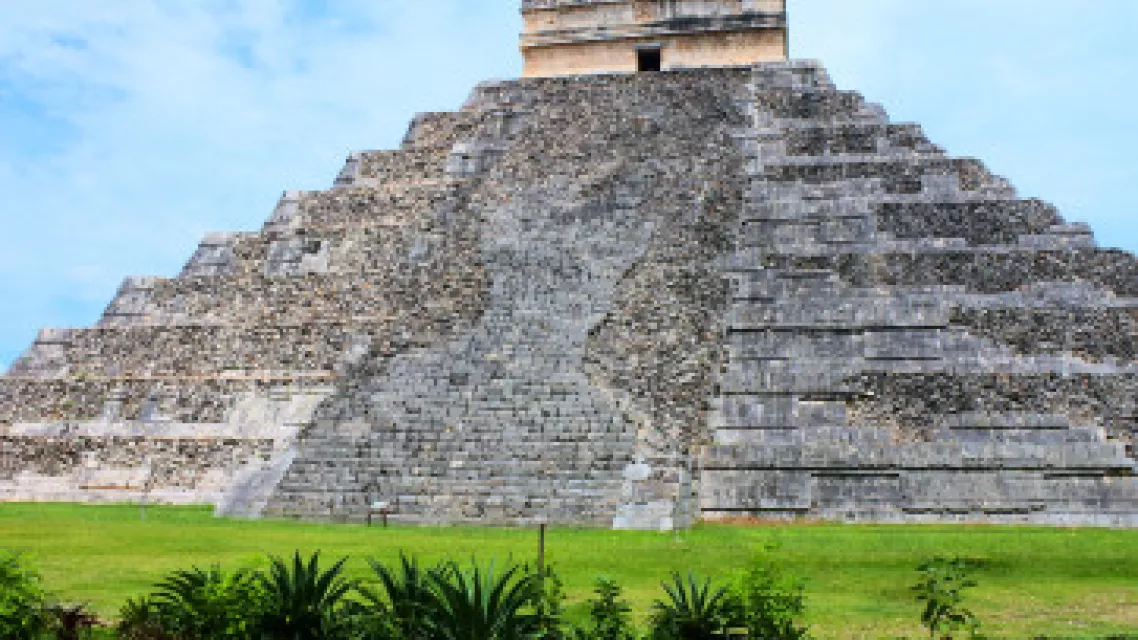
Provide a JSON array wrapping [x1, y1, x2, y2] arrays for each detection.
[[520, 0, 788, 77]]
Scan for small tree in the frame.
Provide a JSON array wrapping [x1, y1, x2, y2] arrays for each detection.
[[912, 557, 981, 640], [573, 576, 637, 640], [528, 562, 567, 640], [0, 551, 48, 640], [736, 549, 809, 640]]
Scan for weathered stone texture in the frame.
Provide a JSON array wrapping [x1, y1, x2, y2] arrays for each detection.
[[264, 68, 756, 529], [2, 59, 1137, 527]]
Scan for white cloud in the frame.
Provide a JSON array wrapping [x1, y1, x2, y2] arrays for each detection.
[[0, 1, 1135, 370], [0, 0, 521, 367]]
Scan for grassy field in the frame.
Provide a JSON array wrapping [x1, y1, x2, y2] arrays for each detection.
[[0, 503, 1135, 639]]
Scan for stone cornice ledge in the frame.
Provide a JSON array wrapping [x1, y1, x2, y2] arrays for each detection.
[[521, 11, 786, 48], [522, 0, 627, 12]]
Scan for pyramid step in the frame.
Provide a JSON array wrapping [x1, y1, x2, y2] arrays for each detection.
[[779, 122, 941, 157]]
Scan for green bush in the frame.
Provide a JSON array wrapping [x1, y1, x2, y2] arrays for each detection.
[[528, 563, 567, 640], [572, 577, 637, 640], [152, 565, 262, 639], [647, 572, 742, 640], [424, 559, 542, 640], [115, 597, 172, 640], [255, 551, 358, 640], [0, 550, 48, 640], [735, 549, 809, 640], [115, 564, 263, 639], [362, 552, 440, 640]]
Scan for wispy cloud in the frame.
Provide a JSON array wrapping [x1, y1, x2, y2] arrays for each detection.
[[0, 1, 1135, 370], [0, 0, 521, 369]]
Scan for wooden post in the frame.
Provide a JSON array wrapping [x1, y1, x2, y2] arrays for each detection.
[[537, 522, 547, 578]]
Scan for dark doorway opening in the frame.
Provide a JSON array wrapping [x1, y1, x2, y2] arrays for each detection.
[[637, 47, 662, 73]]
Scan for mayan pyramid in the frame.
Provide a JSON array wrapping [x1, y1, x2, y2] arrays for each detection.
[[2, 0, 1136, 529]]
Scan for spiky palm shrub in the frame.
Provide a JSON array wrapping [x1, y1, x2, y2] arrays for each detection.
[[146, 564, 262, 639], [424, 559, 542, 640], [254, 551, 357, 640], [361, 553, 439, 640], [115, 597, 172, 640], [648, 572, 742, 640]]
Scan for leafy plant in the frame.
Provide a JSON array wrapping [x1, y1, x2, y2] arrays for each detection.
[[256, 551, 357, 640], [736, 549, 809, 640], [526, 562, 566, 640], [148, 564, 262, 639], [573, 577, 637, 640], [362, 552, 440, 640], [912, 557, 982, 640], [115, 597, 172, 640], [425, 559, 542, 640], [338, 597, 399, 640], [648, 572, 741, 640], [0, 551, 48, 640]]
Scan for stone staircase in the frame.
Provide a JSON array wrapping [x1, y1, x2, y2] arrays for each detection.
[[2, 60, 1135, 528], [264, 68, 758, 528], [699, 62, 1138, 526]]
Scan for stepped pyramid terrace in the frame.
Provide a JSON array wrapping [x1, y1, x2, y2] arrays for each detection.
[[2, 0, 1136, 529]]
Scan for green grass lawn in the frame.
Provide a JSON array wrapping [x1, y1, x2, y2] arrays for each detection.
[[0, 503, 1135, 639]]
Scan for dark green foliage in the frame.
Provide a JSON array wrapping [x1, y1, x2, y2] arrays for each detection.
[[424, 559, 542, 640], [912, 557, 981, 640], [361, 552, 439, 640], [572, 577, 636, 640], [115, 597, 172, 640], [0, 551, 48, 640], [337, 597, 398, 640], [147, 565, 262, 639], [736, 550, 809, 640], [647, 572, 742, 640], [528, 563, 566, 640], [255, 551, 357, 640]]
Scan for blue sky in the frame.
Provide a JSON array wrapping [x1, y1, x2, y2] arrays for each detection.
[[1, 0, 1135, 371]]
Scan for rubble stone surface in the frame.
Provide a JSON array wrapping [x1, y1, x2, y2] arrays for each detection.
[[2, 60, 1136, 528]]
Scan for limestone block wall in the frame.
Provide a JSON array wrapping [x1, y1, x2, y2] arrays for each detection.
[[699, 61, 1138, 527], [520, 0, 787, 77], [264, 68, 756, 529], [4, 58, 1137, 528], [873, 200, 1062, 245], [0, 378, 331, 425], [0, 436, 275, 502], [0, 79, 501, 510], [521, 30, 786, 78]]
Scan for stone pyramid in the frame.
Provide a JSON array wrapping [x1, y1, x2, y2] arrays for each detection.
[[2, 0, 1135, 529]]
